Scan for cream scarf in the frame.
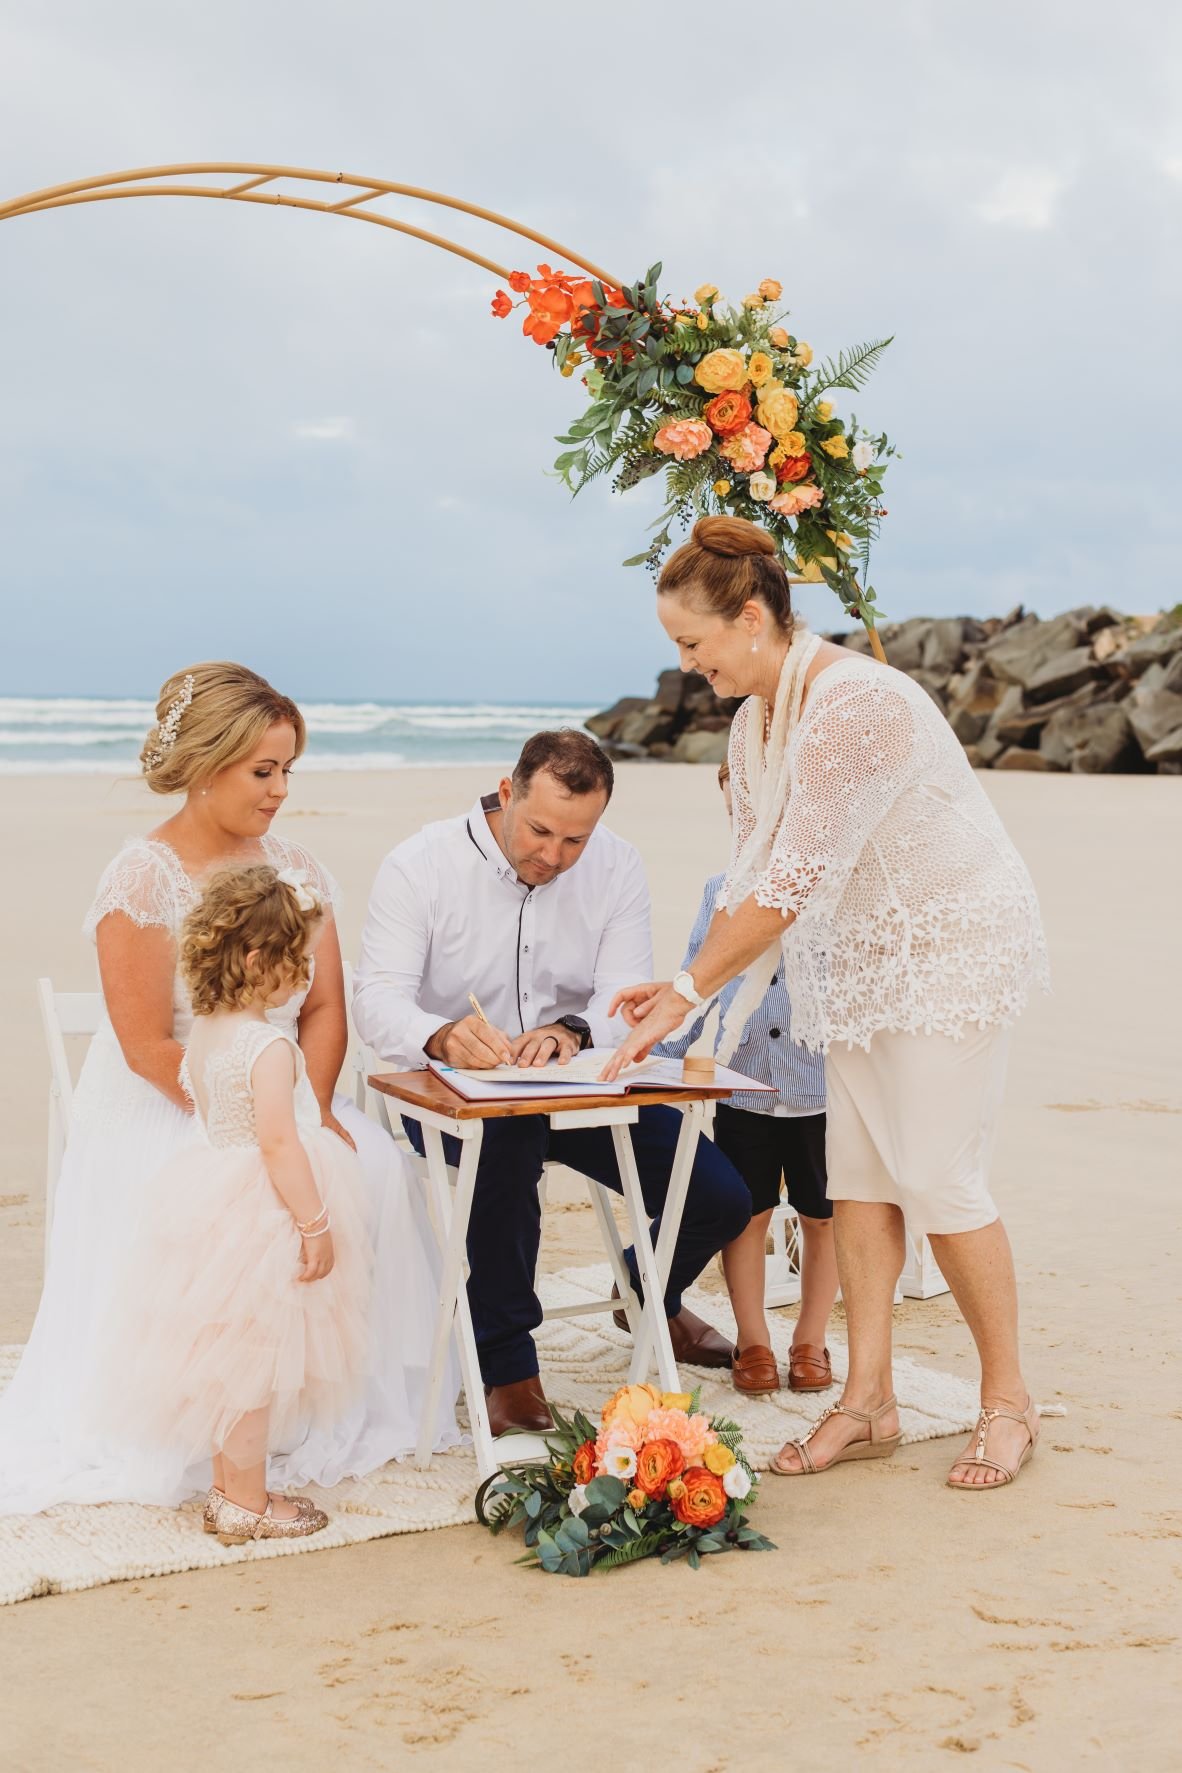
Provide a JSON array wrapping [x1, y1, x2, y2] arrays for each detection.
[[715, 627, 822, 1064]]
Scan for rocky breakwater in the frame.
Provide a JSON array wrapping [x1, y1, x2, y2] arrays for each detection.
[[586, 606, 1182, 773]]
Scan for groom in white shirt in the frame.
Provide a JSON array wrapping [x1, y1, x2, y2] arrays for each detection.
[[354, 730, 751, 1435]]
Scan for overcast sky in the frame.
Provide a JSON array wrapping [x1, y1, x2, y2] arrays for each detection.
[[1, 0, 1179, 702]]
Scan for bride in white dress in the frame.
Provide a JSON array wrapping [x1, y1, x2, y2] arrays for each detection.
[[0, 661, 459, 1516]]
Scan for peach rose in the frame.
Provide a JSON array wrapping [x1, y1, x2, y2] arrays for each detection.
[[670, 1466, 728, 1529], [703, 389, 752, 439], [794, 341, 814, 367], [694, 349, 748, 394], [641, 1407, 715, 1464], [767, 326, 790, 349], [635, 1439, 686, 1501], [759, 279, 783, 301], [770, 484, 824, 518], [694, 282, 720, 306], [653, 419, 713, 462], [626, 1487, 647, 1511], [742, 292, 765, 309], [719, 422, 772, 475], [601, 1383, 664, 1431], [756, 388, 800, 440]]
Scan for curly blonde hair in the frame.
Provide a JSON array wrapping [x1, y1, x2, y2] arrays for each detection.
[[140, 661, 306, 797], [181, 865, 324, 1016]]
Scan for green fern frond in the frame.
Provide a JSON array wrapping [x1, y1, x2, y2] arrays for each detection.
[[593, 1532, 668, 1570], [810, 337, 893, 397]]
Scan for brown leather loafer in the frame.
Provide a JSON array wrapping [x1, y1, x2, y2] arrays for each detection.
[[484, 1376, 554, 1437], [732, 1344, 782, 1394], [611, 1288, 732, 1369], [787, 1344, 833, 1392]]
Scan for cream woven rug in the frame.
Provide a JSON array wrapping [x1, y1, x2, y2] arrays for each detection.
[[0, 1264, 978, 1606]]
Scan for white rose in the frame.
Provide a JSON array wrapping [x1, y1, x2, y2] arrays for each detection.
[[604, 1447, 637, 1481], [568, 1484, 589, 1516], [852, 439, 875, 473], [723, 1463, 752, 1500], [749, 472, 776, 503]]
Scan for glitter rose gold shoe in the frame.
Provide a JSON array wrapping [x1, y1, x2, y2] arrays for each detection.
[[202, 1487, 226, 1534], [208, 1490, 329, 1546]]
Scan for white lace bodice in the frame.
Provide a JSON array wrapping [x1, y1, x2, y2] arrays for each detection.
[[723, 656, 1050, 1052], [181, 1021, 322, 1150], [84, 834, 340, 1045]]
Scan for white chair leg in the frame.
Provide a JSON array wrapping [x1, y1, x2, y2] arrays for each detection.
[[585, 1181, 640, 1327]]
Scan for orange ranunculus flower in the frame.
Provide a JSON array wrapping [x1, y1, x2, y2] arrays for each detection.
[[670, 1465, 728, 1528], [602, 1383, 664, 1432], [508, 270, 532, 293], [703, 389, 753, 439], [775, 451, 813, 484], [694, 348, 748, 394], [759, 279, 783, 302], [491, 290, 513, 319], [635, 1438, 686, 1500], [572, 1440, 597, 1486], [768, 326, 790, 349]]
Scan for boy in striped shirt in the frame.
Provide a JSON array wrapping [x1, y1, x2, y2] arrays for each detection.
[[660, 759, 838, 1395]]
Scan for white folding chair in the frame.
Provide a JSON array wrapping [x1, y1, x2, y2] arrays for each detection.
[[36, 978, 102, 1270]]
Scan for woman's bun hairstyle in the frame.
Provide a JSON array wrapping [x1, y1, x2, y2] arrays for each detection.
[[139, 661, 305, 797], [657, 516, 793, 632]]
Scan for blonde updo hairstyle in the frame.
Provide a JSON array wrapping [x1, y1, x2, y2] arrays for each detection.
[[181, 864, 324, 1016], [140, 661, 306, 796], [658, 515, 795, 637]]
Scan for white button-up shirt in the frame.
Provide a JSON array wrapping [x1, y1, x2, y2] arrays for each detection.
[[353, 794, 654, 1069]]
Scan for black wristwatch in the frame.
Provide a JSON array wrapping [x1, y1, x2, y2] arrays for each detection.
[[554, 1014, 592, 1051]]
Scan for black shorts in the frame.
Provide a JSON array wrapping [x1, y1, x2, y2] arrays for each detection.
[[712, 1104, 830, 1219]]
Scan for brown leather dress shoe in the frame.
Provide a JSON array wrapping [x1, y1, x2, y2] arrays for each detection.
[[732, 1344, 782, 1394], [611, 1288, 732, 1369], [484, 1376, 554, 1437], [787, 1344, 833, 1392]]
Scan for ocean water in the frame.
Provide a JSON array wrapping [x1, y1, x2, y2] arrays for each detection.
[[0, 697, 599, 774]]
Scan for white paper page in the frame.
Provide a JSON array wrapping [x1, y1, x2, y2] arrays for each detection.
[[449, 1049, 660, 1088]]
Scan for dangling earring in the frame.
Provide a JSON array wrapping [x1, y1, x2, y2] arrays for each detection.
[[751, 636, 759, 654]]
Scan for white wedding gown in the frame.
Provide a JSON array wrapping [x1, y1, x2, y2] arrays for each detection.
[[0, 833, 461, 1516]]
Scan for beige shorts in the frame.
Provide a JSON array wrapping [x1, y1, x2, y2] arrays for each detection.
[[825, 1025, 1009, 1235]]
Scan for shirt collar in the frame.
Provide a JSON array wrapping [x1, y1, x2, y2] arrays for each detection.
[[466, 794, 525, 887]]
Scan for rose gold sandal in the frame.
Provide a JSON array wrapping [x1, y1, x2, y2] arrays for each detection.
[[947, 1398, 1039, 1491], [206, 1490, 329, 1545], [768, 1395, 901, 1476]]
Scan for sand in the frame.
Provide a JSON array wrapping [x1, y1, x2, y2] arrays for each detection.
[[0, 765, 1179, 1770]]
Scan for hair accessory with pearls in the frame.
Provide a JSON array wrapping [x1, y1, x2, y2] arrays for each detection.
[[143, 673, 195, 771]]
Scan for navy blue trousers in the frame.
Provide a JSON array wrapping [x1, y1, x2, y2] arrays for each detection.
[[405, 1105, 751, 1387]]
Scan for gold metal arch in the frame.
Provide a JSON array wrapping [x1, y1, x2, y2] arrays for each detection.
[[0, 162, 624, 287]]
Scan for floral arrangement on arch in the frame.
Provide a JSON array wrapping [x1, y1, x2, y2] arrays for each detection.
[[492, 262, 895, 632], [476, 1383, 775, 1576]]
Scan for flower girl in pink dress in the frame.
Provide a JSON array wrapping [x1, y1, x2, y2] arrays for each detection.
[[104, 863, 371, 1544]]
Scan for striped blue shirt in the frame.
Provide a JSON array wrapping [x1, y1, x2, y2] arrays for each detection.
[[658, 873, 826, 1115]]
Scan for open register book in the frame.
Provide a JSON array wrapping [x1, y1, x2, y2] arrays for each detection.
[[426, 1048, 775, 1104]]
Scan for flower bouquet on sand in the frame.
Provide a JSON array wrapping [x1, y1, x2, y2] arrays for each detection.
[[476, 1383, 776, 1576]]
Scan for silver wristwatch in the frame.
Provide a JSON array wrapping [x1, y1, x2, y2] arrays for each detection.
[[672, 969, 705, 1009]]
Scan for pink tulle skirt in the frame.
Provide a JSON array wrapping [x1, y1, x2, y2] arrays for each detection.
[[102, 1129, 372, 1466]]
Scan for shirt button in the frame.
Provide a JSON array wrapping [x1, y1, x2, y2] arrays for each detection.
[[768, 1027, 781, 1039]]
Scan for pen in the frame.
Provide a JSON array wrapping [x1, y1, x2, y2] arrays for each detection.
[[468, 993, 489, 1024]]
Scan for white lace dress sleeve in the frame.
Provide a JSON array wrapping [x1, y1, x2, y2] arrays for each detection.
[[82, 839, 187, 940], [753, 670, 920, 923]]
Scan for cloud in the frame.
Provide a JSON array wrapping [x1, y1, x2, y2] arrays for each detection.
[[291, 418, 355, 441], [976, 166, 1068, 230]]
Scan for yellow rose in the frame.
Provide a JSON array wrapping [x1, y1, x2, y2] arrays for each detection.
[[712, 478, 732, 497], [826, 529, 854, 551], [704, 1443, 737, 1476], [661, 1392, 694, 1411], [666, 1478, 688, 1502], [756, 388, 801, 440], [742, 292, 765, 309], [780, 430, 807, 456], [746, 351, 774, 388], [696, 312, 710, 331], [758, 279, 783, 302], [821, 434, 849, 459], [767, 326, 790, 349], [626, 1487, 647, 1511], [694, 348, 748, 394], [794, 341, 814, 367], [601, 1383, 664, 1430], [694, 283, 720, 306], [816, 401, 834, 422], [793, 557, 825, 582]]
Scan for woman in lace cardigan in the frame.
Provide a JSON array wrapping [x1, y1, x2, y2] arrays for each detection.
[[0, 661, 458, 1516], [604, 518, 1049, 1491]]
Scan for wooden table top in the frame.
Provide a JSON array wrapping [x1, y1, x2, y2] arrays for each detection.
[[367, 1068, 734, 1122]]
